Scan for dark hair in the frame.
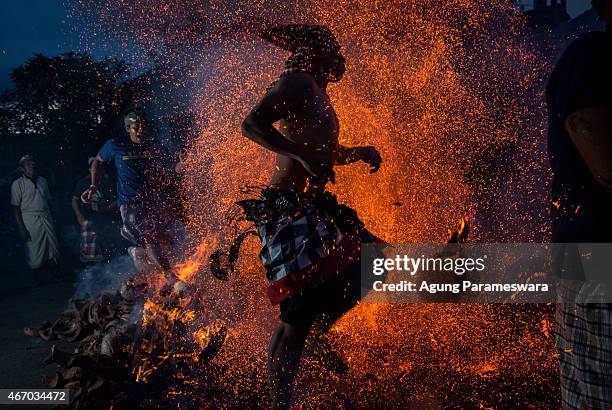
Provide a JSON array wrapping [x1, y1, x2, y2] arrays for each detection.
[[592, 0, 607, 16], [122, 107, 147, 125], [18, 154, 36, 168]]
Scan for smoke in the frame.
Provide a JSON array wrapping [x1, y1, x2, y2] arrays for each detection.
[[73, 254, 136, 299]]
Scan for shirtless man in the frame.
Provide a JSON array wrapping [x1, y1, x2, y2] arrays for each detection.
[[240, 25, 381, 409]]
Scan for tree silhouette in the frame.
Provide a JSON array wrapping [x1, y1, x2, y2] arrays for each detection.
[[0, 52, 128, 181]]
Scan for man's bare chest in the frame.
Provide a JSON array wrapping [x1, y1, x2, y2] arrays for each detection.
[[280, 95, 339, 148]]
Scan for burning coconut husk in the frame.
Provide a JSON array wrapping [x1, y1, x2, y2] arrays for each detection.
[[26, 270, 227, 409]]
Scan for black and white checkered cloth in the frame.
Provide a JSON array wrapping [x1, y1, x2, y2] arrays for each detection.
[[226, 187, 368, 304], [258, 201, 340, 284], [556, 282, 612, 409]]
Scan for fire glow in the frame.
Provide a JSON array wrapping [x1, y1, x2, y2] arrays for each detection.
[[65, 0, 558, 407]]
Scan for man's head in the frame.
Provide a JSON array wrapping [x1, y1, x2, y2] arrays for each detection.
[[19, 155, 37, 178], [593, 0, 612, 24], [260, 24, 346, 86], [312, 52, 346, 82], [124, 111, 147, 143]]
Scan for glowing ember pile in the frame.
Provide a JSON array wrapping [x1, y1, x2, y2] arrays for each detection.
[[26, 272, 227, 409], [63, 0, 559, 407]]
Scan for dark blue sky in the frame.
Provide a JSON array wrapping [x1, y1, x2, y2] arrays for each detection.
[[0, 0, 591, 91], [0, 0, 78, 91]]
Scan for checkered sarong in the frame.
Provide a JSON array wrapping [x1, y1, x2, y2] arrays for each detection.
[[80, 220, 103, 263], [556, 282, 612, 409], [258, 204, 337, 282], [236, 188, 367, 304]]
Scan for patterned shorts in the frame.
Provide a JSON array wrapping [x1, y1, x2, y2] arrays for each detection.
[[79, 220, 103, 263], [119, 204, 170, 247]]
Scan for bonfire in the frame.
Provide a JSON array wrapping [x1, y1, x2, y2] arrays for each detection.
[[25, 258, 226, 409], [24, 218, 470, 409]]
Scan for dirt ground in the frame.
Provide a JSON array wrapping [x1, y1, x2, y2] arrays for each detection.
[[0, 225, 82, 410]]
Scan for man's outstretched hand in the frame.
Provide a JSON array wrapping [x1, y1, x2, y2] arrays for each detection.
[[358, 146, 382, 173]]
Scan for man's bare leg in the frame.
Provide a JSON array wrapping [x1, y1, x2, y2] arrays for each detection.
[[144, 242, 172, 272], [268, 322, 311, 410], [268, 311, 351, 409], [306, 310, 351, 374]]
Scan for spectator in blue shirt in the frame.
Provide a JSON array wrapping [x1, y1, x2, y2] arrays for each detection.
[[82, 110, 183, 275]]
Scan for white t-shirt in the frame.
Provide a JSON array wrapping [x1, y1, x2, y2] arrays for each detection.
[[10, 176, 51, 213]]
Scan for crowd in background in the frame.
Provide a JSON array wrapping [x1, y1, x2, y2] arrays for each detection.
[[5, 108, 187, 278], [6, 154, 124, 272]]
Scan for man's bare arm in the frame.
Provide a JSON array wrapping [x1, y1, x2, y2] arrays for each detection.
[[90, 155, 104, 187], [82, 155, 105, 202], [241, 74, 312, 159], [71, 196, 86, 226], [335, 146, 361, 164], [565, 106, 612, 189]]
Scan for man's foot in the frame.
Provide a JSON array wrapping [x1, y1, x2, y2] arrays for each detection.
[[127, 246, 148, 273]]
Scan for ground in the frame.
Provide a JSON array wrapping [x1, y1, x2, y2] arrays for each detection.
[[0, 225, 78, 396]]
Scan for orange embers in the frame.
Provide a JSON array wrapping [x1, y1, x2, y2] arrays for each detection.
[[176, 236, 219, 283]]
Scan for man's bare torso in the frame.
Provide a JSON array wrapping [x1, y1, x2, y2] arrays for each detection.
[[271, 76, 338, 193]]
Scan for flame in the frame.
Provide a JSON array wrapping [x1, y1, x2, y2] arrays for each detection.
[[175, 236, 218, 283]]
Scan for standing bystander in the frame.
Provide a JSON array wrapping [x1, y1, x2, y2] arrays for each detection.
[[72, 157, 118, 264], [11, 155, 60, 269]]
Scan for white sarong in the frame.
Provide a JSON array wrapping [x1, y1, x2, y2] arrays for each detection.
[[11, 176, 60, 269], [22, 210, 59, 268]]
